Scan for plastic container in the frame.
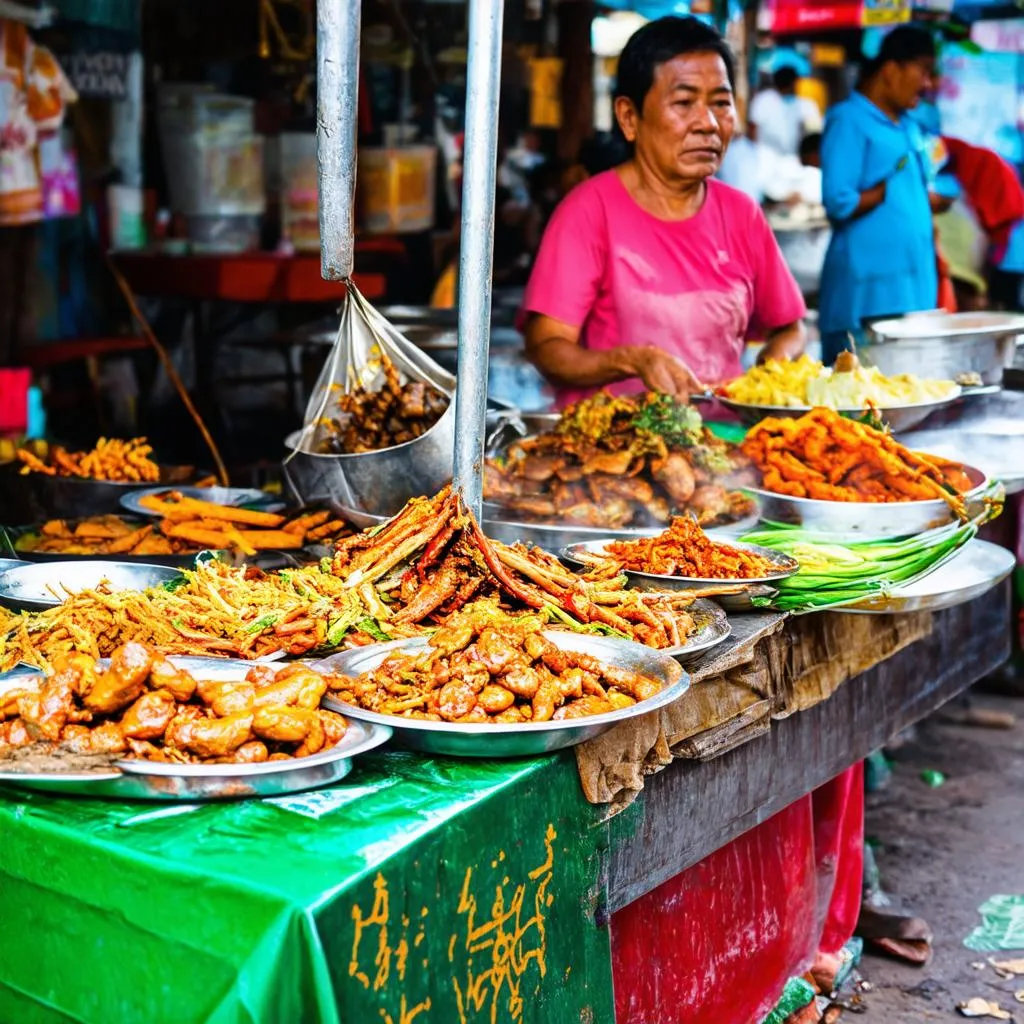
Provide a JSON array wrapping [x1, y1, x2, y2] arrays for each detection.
[[184, 214, 262, 253], [280, 132, 319, 253], [358, 146, 437, 234], [158, 89, 265, 218]]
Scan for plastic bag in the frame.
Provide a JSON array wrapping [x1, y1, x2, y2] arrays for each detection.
[[284, 282, 456, 520]]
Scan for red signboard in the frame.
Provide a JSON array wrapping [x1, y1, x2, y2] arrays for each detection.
[[765, 0, 911, 33], [766, 0, 863, 32]]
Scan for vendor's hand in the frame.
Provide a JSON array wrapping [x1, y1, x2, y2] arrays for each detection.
[[627, 346, 705, 400]]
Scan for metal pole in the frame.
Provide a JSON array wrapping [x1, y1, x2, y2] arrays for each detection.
[[316, 0, 361, 281], [453, 0, 504, 518]]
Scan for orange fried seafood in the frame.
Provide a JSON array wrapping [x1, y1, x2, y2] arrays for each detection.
[[0, 644, 348, 766], [604, 516, 779, 579], [741, 408, 972, 516], [17, 437, 160, 482], [328, 601, 663, 723]]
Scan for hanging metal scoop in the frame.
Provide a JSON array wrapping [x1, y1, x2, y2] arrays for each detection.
[[284, 281, 457, 519]]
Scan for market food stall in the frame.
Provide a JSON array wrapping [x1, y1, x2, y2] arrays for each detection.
[[0, 4, 1022, 1024]]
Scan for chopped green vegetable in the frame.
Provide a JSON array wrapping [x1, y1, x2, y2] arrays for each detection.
[[355, 618, 393, 642], [161, 575, 190, 593], [245, 613, 281, 634], [631, 393, 704, 448]]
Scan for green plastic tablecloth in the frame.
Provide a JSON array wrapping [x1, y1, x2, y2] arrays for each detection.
[[0, 752, 614, 1024]]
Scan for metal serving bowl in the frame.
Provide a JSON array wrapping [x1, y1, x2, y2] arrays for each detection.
[[0, 656, 392, 800], [747, 463, 988, 542], [715, 393, 964, 434], [561, 538, 797, 611], [315, 630, 687, 758], [0, 559, 183, 612], [0, 461, 196, 526], [283, 399, 457, 519], [863, 311, 1024, 386]]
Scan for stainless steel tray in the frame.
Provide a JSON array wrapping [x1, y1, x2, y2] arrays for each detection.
[[561, 538, 797, 611], [2, 521, 225, 571], [482, 506, 761, 553], [747, 463, 987, 542], [662, 598, 732, 660], [315, 630, 687, 757], [839, 539, 1014, 615], [0, 656, 392, 800], [716, 393, 963, 433], [121, 485, 280, 517], [0, 559, 183, 612]]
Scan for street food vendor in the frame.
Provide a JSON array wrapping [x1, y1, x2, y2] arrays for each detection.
[[520, 17, 807, 408], [818, 26, 939, 363]]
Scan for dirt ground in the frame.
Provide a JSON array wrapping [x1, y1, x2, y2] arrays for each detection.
[[856, 691, 1024, 1023]]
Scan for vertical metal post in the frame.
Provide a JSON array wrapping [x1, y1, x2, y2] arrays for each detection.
[[316, 0, 361, 281], [453, 0, 505, 518]]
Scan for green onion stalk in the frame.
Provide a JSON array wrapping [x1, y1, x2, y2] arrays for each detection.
[[740, 483, 1005, 613]]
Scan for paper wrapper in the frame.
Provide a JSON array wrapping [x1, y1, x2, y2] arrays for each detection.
[[576, 610, 934, 810]]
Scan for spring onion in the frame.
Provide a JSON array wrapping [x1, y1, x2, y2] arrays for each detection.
[[741, 486, 1003, 613]]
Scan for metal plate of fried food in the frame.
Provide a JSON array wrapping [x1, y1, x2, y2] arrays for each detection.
[[482, 506, 762, 554], [0, 559, 184, 612], [120, 486, 280, 517], [560, 538, 795, 611], [316, 631, 688, 758], [746, 463, 988, 542], [0, 657, 392, 800]]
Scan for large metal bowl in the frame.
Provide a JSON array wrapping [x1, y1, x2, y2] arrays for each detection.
[[282, 398, 457, 519], [863, 311, 1024, 386], [314, 630, 687, 758], [0, 461, 196, 527], [0, 559, 182, 612], [0, 656, 393, 800], [747, 463, 988, 542]]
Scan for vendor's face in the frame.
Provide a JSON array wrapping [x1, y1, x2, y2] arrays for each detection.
[[888, 57, 935, 111], [616, 51, 735, 184]]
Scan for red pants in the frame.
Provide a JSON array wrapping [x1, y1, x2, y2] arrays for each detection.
[[611, 763, 865, 1023]]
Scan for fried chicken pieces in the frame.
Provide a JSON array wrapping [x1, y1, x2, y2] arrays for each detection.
[[318, 354, 449, 454], [0, 642, 347, 765], [484, 391, 755, 530], [329, 602, 663, 724], [742, 408, 972, 514]]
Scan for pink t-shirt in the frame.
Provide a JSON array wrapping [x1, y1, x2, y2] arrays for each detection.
[[521, 171, 807, 407]]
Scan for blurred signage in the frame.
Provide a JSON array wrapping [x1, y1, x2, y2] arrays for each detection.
[[862, 0, 912, 24], [766, 0, 911, 32], [812, 44, 847, 66], [971, 19, 1024, 52], [66, 50, 130, 99]]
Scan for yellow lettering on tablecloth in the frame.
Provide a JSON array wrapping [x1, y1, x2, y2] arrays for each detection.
[[450, 823, 558, 1024], [347, 824, 557, 1024]]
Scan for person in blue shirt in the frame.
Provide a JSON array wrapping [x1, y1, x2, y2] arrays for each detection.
[[818, 26, 939, 364]]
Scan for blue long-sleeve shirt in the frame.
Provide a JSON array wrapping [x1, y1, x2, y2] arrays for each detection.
[[818, 93, 938, 335]]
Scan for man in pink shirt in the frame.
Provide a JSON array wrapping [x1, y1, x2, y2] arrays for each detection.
[[521, 16, 807, 408]]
